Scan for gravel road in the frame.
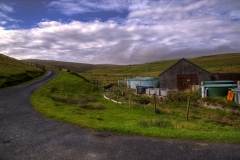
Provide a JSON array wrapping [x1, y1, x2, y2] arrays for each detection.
[[0, 71, 240, 160]]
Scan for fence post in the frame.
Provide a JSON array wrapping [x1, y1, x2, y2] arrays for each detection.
[[129, 95, 131, 108], [186, 96, 191, 121], [154, 94, 156, 114], [117, 91, 119, 104]]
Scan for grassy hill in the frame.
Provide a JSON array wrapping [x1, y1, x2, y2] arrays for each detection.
[[25, 59, 95, 72], [0, 54, 45, 88], [25, 53, 240, 83], [91, 52, 240, 76], [25, 53, 240, 86], [78, 53, 240, 83]]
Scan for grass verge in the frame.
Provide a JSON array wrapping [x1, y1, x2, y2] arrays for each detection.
[[31, 72, 240, 143]]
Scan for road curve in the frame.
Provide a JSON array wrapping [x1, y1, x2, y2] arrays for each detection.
[[0, 71, 240, 160]]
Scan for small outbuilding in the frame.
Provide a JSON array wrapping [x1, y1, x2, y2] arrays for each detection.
[[211, 73, 240, 83], [159, 58, 211, 90], [62, 68, 69, 72]]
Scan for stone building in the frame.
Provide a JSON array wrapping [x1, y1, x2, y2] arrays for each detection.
[[159, 58, 211, 90]]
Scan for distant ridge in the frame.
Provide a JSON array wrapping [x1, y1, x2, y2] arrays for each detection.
[[20, 52, 240, 81], [24, 59, 121, 72]]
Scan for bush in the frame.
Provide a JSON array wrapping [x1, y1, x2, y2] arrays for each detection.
[[70, 72, 90, 83], [78, 103, 105, 110], [166, 91, 200, 103], [138, 119, 172, 128], [50, 95, 79, 104], [202, 97, 240, 109], [49, 94, 97, 104]]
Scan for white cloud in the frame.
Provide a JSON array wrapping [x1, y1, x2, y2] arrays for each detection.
[[0, 20, 6, 25], [0, 3, 20, 26], [0, 0, 240, 64], [48, 0, 150, 15], [230, 10, 240, 20], [0, 11, 14, 22], [0, 3, 14, 13]]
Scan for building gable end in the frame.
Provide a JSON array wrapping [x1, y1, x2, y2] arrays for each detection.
[[159, 58, 210, 77]]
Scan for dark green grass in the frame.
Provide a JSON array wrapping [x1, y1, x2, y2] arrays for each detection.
[[31, 72, 240, 143], [0, 54, 45, 88]]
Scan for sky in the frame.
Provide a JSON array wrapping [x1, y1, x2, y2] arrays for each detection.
[[0, 0, 240, 65]]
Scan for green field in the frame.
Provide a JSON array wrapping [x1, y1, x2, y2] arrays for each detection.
[[31, 72, 240, 143], [0, 54, 45, 88]]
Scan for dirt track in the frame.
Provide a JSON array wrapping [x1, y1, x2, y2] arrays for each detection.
[[1, 71, 240, 160]]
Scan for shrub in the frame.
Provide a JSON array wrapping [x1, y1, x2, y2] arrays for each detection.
[[202, 97, 240, 109], [138, 119, 172, 128], [70, 72, 90, 83], [78, 103, 105, 110], [49, 94, 98, 104], [167, 91, 200, 103]]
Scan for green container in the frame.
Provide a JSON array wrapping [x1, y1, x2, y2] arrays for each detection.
[[199, 81, 237, 97], [205, 84, 237, 97], [203, 81, 235, 84]]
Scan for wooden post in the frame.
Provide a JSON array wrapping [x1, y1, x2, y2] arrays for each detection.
[[186, 96, 191, 121], [129, 95, 131, 108], [154, 94, 156, 114], [117, 91, 119, 104]]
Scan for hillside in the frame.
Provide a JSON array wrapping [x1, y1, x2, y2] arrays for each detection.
[[93, 53, 240, 76], [24, 53, 240, 83], [0, 54, 45, 88], [25, 53, 240, 83], [26, 53, 240, 78], [25, 59, 95, 72], [79, 53, 240, 82]]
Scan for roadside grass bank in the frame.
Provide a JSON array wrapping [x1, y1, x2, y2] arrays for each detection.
[[31, 72, 240, 143], [0, 54, 45, 89]]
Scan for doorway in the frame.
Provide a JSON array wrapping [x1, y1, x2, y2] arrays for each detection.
[[177, 74, 198, 91]]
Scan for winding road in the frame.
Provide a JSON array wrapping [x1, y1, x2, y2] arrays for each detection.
[[0, 71, 240, 160]]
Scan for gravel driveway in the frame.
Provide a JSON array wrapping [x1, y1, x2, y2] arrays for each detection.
[[0, 71, 240, 160]]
